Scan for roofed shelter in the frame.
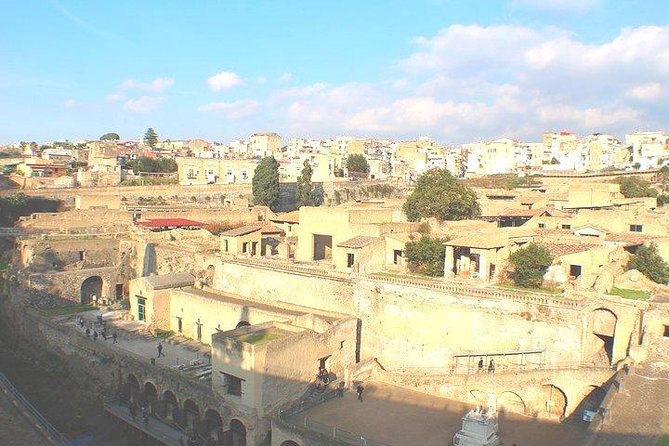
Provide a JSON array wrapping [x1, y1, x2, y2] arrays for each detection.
[[128, 272, 195, 325], [444, 229, 533, 282]]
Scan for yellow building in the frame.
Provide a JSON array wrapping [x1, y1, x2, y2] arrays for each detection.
[[250, 132, 281, 158], [176, 158, 258, 185]]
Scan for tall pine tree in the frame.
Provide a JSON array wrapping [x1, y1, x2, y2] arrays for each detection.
[[296, 160, 318, 208], [252, 156, 280, 211], [144, 128, 158, 149]]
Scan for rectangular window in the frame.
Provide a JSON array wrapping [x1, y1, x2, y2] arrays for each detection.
[[176, 317, 183, 333], [569, 264, 582, 278], [538, 223, 546, 229], [393, 250, 403, 265], [242, 242, 248, 253], [561, 224, 571, 230], [630, 224, 643, 232], [347, 253, 355, 268], [222, 373, 243, 396], [137, 297, 146, 322], [224, 239, 229, 252], [79, 251, 85, 261]]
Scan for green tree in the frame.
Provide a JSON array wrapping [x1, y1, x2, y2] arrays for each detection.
[[100, 133, 120, 141], [615, 176, 657, 198], [125, 156, 176, 174], [405, 236, 448, 276], [509, 243, 553, 288], [296, 160, 320, 208], [403, 168, 480, 222], [144, 128, 158, 149], [346, 154, 370, 174], [252, 156, 280, 211], [628, 243, 669, 284]]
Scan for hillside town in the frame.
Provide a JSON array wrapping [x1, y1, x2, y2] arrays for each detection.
[[1, 130, 668, 189], [2, 126, 669, 446]]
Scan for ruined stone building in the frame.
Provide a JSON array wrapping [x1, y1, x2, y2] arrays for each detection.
[[4, 201, 669, 446]]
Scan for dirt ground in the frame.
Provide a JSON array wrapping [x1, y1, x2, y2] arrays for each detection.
[[0, 326, 127, 446]]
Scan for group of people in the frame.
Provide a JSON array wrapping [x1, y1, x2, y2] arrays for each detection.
[[478, 357, 496, 374], [315, 366, 329, 390], [79, 316, 118, 344]]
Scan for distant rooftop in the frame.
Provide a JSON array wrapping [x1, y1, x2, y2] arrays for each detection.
[[143, 272, 195, 290]]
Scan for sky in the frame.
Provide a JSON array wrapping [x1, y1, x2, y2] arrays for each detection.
[[1, 0, 669, 144]]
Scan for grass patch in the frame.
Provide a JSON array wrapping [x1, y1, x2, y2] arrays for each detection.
[[609, 287, 651, 300], [156, 329, 175, 339], [496, 281, 562, 295], [0, 262, 7, 272], [40, 304, 96, 316], [656, 437, 669, 446], [237, 330, 284, 345]]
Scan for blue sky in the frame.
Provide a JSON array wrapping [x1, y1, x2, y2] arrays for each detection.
[[1, 0, 668, 144]]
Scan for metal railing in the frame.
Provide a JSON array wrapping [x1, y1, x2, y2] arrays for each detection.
[[387, 360, 613, 377], [0, 371, 73, 446], [278, 388, 389, 446]]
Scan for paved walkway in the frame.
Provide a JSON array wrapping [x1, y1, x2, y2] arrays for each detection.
[[289, 381, 587, 446], [595, 336, 669, 446], [105, 401, 187, 446], [61, 310, 211, 374]]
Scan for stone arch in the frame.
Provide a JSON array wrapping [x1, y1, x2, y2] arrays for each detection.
[[80, 275, 103, 305], [127, 374, 140, 403], [183, 399, 200, 431], [498, 391, 527, 415], [205, 264, 215, 286], [590, 308, 618, 364], [236, 321, 251, 329], [280, 441, 301, 446], [542, 384, 568, 419], [230, 418, 246, 446], [162, 390, 178, 421], [144, 381, 158, 414], [204, 408, 224, 445]]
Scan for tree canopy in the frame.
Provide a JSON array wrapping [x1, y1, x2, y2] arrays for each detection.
[[615, 176, 657, 198], [296, 160, 320, 208], [509, 243, 553, 288], [144, 128, 158, 148], [100, 133, 120, 141], [628, 243, 669, 284], [252, 156, 280, 211], [125, 157, 176, 174], [346, 154, 370, 174], [405, 236, 448, 276], [403, 168, 480, 222]]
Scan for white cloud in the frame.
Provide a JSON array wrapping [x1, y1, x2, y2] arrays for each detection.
[[106, 93, 124, 103], [119, 77, 174, 92], [627, 83, 663, 102], [63, 98, 78, 109], [270, 83, 327, 100], [207, 71, 243, 91], [198, 100, 260, 119], [513, 0, 600, 12], [280, 72, 293, 82], [123, 96, 164, 113]]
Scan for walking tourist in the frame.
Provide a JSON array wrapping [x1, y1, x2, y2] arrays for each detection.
[[488, 359, 495, 374], [157, 341, 165, 357], [478, 357, 484, 372], [112, 332, 118, 344], [356, 383, 364, 402]]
